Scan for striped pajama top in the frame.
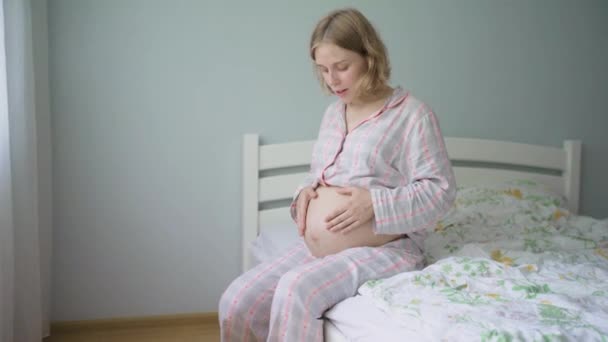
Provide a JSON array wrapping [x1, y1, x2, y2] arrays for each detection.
[[290, 86, 457, 251]]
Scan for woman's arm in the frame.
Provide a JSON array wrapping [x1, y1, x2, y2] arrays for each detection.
[[370, 110, 456, 235]]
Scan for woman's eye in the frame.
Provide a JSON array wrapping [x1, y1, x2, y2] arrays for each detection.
[[337, 65, 348, 71]]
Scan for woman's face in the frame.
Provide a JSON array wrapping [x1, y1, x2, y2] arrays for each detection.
[[314, 43, 367, 105]]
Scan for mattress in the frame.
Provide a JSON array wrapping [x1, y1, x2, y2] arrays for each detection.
[[329, 181, 608, 340], [325, 295, 427, 341], [251, 181, 608, 340]]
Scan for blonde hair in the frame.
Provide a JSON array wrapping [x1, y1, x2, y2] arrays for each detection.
[[310, 8, 391, 99]]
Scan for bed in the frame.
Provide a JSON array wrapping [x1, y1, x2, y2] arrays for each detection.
[[241, 134, 608, 341]]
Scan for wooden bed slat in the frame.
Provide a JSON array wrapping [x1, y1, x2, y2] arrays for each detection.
[[445, 137, 565, 170], [259, 173, 308, 203], [453, 167, 563, 197], [259, 141, 314, 170], [259, 208, 293, 230]]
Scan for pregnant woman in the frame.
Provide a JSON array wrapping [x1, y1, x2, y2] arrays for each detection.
[[220, 7, 456, 341]]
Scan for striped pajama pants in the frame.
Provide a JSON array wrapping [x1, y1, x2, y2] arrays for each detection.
[[218, 237, 423, 342]]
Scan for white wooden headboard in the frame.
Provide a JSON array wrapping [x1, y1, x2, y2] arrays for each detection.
[[242, 134, 581, 271]]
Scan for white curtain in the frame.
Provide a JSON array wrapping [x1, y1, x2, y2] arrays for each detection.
[[1, 0, 52, 341]]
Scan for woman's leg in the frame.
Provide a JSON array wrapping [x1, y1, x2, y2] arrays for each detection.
[[267, 237, 423, 342], [218, 240, 314, 342]]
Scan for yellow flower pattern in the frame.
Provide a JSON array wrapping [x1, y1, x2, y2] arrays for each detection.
[[595, 248, 608, 260], [552, 209, 567, 221], [504, 188, 523, 199], [491, 249, 514, 267]]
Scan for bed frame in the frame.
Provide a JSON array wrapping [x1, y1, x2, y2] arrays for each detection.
[[241, 134, 581, 341], [242, 133, 581, 273]]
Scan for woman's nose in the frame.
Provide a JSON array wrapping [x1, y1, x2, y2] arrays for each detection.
[[329, 72, 339, 86]]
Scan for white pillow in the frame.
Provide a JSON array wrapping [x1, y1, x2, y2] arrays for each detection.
[[250, 224, 302, 266]]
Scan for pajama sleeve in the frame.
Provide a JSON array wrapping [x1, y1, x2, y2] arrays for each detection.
[[370, 110, 456, 235]]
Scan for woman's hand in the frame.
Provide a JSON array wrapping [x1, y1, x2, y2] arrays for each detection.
[[325, 187, 374, 234], [296, 186, 318, 236]]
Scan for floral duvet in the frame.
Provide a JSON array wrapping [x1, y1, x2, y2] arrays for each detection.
[[358, 180, 608, 341]]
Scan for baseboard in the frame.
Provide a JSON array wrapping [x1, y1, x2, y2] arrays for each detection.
[[51, 312, 218, 333]]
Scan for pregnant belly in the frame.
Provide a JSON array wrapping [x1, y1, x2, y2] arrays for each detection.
[[304, 186, 402, 258]]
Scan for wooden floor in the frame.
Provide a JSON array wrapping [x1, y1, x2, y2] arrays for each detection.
[[45, 325, 220, 342], [45, 314, 220, 342]]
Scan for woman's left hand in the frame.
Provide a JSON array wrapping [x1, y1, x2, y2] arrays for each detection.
[[325, 187, 374, 234]]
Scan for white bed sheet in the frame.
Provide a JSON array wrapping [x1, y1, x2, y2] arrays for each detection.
[[325, 294, 429, 341], [249, 224, 301, 267]]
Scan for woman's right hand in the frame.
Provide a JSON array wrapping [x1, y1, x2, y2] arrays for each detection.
[[296, 186, 318, 236]]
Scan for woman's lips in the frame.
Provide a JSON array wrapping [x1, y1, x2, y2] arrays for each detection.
[[335, 89, 348, 97]]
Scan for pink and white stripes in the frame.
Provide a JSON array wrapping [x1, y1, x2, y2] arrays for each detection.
[[220, 238, 422, 341]]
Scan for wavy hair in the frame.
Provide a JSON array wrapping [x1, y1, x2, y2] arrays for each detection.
[[310, 8, 391, 99]]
